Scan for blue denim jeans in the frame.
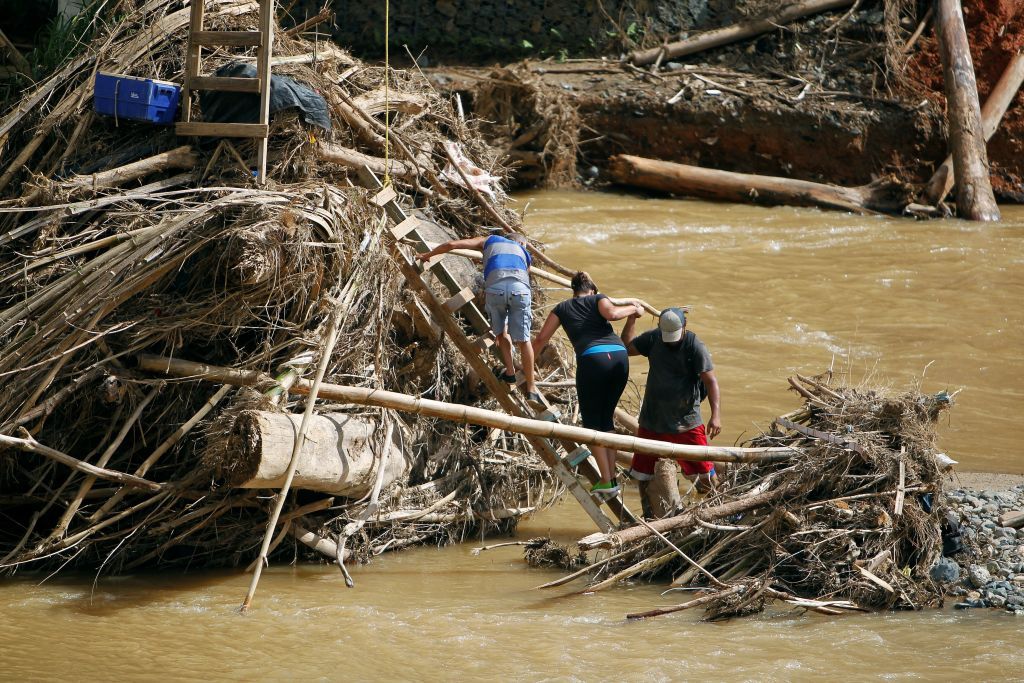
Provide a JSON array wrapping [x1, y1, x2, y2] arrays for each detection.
[[484, 279, 532, 342]]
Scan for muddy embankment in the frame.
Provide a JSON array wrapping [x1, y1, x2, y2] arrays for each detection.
[[416, 0, 1024, 200]]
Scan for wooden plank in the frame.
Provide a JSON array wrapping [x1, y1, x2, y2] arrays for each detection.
[[390, 216, 422, 241], [181, 0, 206, 123], [189, 76, 261, 93], [176, 121, 269, 138], [472, 331, 496, 352], [894, 455, 906, 516], [372, 186, 398, 207], [191, 30, 263, 47], [444, 287, 475, 313], [564, 446, 592, 468]]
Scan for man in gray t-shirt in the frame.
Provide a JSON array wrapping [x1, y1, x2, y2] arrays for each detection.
[[622, 307, 722, 516]]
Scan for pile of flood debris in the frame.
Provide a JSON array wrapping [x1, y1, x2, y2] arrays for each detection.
[[533, 373, 958, 620], [0, 1, 571, 576]]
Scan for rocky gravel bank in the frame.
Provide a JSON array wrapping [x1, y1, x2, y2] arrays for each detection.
[[933, 483, 1024, 614]]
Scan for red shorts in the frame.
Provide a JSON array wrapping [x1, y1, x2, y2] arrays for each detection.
[[629, 424, 715, 480]]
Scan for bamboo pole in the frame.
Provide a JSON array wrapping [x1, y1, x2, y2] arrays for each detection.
[[136, 354, 798, 464], [933, 0, 1000, 221], [629, 0, 855, 65], [923, 51, 1024, 206]]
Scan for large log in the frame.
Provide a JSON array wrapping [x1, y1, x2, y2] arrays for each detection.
[[138, 354, 798, 464], [923, 51, 1024, 206], [629, 0, 855, 66], [609, 155, 911, 215], [211, 410, 411, 496], [933, 0, 1001, 221]]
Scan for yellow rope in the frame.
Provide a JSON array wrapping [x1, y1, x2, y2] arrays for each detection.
[[383, 0, 391, 187]]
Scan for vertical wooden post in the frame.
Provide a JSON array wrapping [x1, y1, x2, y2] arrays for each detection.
[[255, 0, 274, 183], [180, 0, 205, 126], [933, 0, 1000, 221]]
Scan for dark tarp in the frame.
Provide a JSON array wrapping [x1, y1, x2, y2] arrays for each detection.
[[201, 61, 331, 131]]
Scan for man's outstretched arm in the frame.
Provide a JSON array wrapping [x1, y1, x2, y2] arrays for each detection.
[[620, 312, 642, 356], [415, 236, 488, 262]]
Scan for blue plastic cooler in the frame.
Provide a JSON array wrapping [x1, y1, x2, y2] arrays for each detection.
[[94, 72, 181, 125]]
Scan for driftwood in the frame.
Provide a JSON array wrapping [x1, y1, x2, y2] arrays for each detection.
[[317, 142, 416, 179], [629, 0, 856, 66], [579, 486, 790, 550], [137, 353, 799, 464], [215, 411, 410, 496], [933, 0, 1000, 221], [609, 154, 911, 215], [57, 146, 199, 197], [923, 51, 1024, 206]]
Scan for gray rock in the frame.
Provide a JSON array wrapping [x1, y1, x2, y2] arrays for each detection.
[[990, 595, 1008, 608], [981, 490, 996, 501], [965, 496, 982, 507], [983, 503, 1000, 514], [929, 557, 960, 583], [969, 564, 993, 588], [1007, 595, 1024, 608], [954, 598, 988, 609], [664, 61, 683, 71]]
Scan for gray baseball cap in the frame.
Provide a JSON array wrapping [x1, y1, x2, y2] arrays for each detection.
[[659, 307, 687, 343]]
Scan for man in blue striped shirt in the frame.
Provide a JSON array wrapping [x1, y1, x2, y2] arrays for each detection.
[[416, 232, 542, 406]]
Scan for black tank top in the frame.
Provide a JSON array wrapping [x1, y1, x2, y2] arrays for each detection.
[[553, 294, 624, 357]]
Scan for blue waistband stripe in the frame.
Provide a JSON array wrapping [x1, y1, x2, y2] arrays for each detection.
[[580, 344, 627, 357]]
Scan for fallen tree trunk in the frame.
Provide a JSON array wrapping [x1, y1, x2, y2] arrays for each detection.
[[630, 0, 855, 66], [208, 410, 411, 496], [137, 354, 798, 463], [923, 51, 1024, 206], [933, 0, 1001, 221], [609, 155, 911, 215]]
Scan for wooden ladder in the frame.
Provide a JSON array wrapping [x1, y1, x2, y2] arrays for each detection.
[[360, 171, 636, 533], [175, 0, 274, 182]]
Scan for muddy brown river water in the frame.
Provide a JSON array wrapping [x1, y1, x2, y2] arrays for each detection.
[[2, 193, 1022, 680]]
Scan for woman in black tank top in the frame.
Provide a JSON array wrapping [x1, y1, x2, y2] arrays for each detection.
[[531, 272, 642, 498]]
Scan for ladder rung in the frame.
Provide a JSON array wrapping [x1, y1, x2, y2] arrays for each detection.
[[444, 287, 475, 313], [191, 30, 264, 47], [176, 121, 269, 138], [188, 76, 262, 93], [390, 216, 421, 241], [472, 332, 496, 352], [421, 253, 446, 271], [564, 446, 592, 468], [537, 407, 562, 422], [372, 186, 398, 207]]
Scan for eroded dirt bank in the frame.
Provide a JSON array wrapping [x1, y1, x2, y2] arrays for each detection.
[[424, 0, 1024, 199]]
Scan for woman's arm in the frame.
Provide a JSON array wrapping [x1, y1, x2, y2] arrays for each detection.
[[531, 311, 562, 357], [597, 297, 643, 322]]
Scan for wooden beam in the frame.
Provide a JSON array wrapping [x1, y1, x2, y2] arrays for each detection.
[[191, 30, 264, 47], [176, 121, 269, 138]]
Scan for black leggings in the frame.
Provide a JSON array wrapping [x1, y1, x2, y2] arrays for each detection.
[[576, 350, 629, 431]]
